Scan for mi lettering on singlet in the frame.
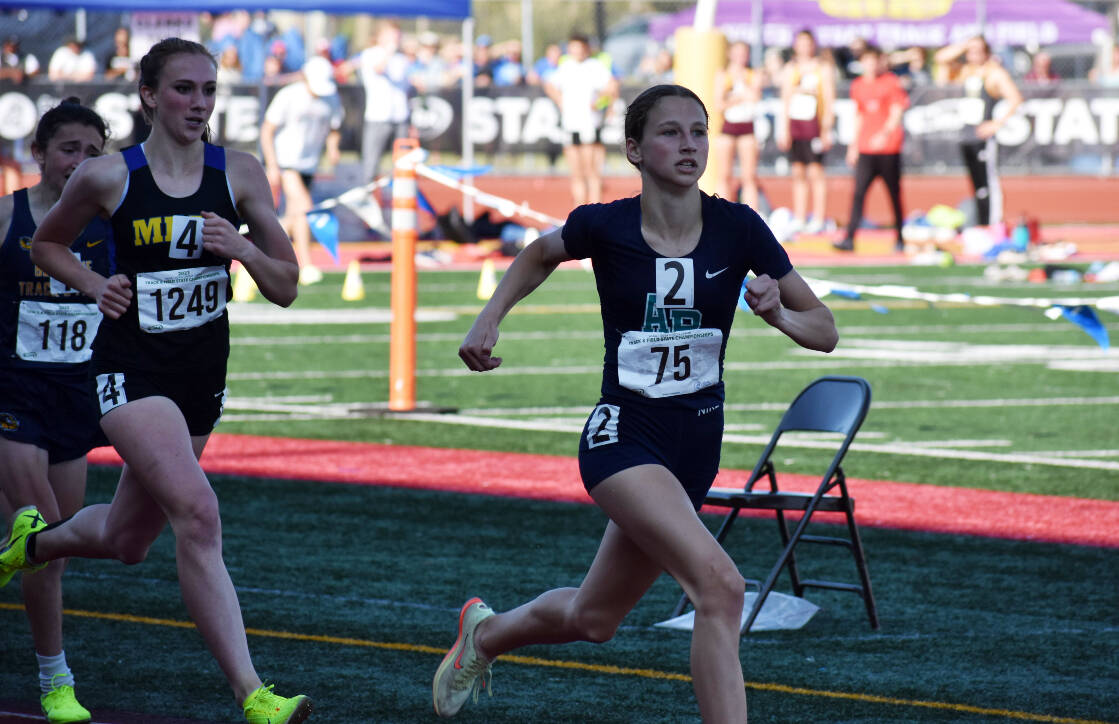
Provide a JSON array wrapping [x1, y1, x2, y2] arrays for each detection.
[[132, 215, 206, 259], [617, 258, 722, 398]]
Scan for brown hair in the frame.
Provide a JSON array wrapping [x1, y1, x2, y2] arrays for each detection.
[[33, 96, 109, 154]]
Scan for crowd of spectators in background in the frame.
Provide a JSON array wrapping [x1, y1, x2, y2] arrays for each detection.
[[1, 12, 1116, 96]]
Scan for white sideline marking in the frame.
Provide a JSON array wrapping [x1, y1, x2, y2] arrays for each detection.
[[818, 339, 1113, 365], [1038, 449, 1119, 458], [227, 341, 1117, 380], [457, 396, 1119, 416], [232, 329, 604, 346], [227, 303, 456, 325], [353, 412, 1119, 472], [229, 322, 1103, 347]]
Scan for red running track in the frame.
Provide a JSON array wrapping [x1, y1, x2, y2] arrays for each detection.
[[88, 433, 1119, 548]]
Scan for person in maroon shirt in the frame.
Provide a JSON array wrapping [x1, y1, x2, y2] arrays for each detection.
[[835, 44, 909, 252]]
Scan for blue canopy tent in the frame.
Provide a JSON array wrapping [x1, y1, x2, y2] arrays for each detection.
[[1, 0, 469, 17]]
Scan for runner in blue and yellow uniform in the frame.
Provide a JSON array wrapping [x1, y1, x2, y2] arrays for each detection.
[[435, 84, 839, 722], [0, 39, 311, 724], [0, 98, 110, 724]]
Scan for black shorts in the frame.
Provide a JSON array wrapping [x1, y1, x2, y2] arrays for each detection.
[[568, 128, 603, 146], [91, 362, 227, 437], [0, 367, 107, 463], [789, 138, 825, 165], [281, 169, 315, 191], [578, 395, 724, 510]]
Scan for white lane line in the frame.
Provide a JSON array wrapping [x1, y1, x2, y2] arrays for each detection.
[[218, 358, 966, 381], [230, 322, 1105, 347], [353, 412, 1119, 472], [228, 304, 457, 325], [457, 396, 1119, 416], [231, 329, 605, 346]]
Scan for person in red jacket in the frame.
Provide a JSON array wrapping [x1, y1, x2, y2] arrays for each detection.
[[835, 44, 909, 252]]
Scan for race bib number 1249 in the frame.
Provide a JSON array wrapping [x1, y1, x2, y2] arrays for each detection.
[[136, 266, 227, 334]]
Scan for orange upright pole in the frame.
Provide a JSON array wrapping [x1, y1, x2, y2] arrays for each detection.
[[389, 137, 419, 411]]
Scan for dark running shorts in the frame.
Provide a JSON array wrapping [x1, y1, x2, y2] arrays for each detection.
[[0, 367, 107, 463], [577, 395, 724, 510], [789, 138, 826, 165], [722, 121, 755, 137], [91, 362, 227, 437], [569, 128, 603, 146]]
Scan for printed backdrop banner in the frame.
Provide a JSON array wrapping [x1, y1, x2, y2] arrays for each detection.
[[0, 81, 1116, 174], [648, 0, 1111, 49]]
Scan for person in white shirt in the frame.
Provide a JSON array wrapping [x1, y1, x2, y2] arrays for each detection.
[[545, 34, 618, 206], [260, 56, 344, 285], [345, 20, 412, 184], [47, 37, 96, 82]]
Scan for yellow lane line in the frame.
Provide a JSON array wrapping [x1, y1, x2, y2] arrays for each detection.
[[0, 602, 1110, 724]]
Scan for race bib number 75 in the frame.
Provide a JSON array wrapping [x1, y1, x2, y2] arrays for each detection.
[[136, 266, 227, 334], [617, 328, 723, 398]]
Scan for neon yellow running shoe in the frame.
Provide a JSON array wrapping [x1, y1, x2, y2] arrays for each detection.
[[243, 683, 312, 724], [40, 674, 91, 723], [433, 597, 496, 718], [0, 506, 48, 587]]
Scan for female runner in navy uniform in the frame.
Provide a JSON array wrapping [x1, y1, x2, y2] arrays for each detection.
[[435, 84, 838, 722], [0, 39, 311, 723], [0, 98, 110, 724]]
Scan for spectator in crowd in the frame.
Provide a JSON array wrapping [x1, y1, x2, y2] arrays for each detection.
[[835, 43, 909, 253], [714, 40, 762, 208], [236, 12, 272, 82], [207, 10, 250, 48], [638, 47, 675, 85], [277, 26, 306, 74], [440, 38, 467, 86], [835, 36, 869, 80], [216, 44, 243, 87], [492, 40, 526, 87], [262, 40, 300, 85], [889, 46, 931, 87], [47, 36, 97, 83], [762, 46, 786, 93], [0, 35, 40, 83], [546, 34, 618, 206], [1024, 50, 1060, 84], [933, 48, 965, 85], [1, 36, 39, 196], [103, 27, 136, 82], [1090, 43, 1119, 86], [935, 35, 1022, 228], [779, 28, 836, 235], [472, 34, 497, 87], [409, 32, 450, 93], [261, 56, 344, 287], [345, 20, 412, 183], [400, 33, 419, 69], [527, 43, 561, 86]]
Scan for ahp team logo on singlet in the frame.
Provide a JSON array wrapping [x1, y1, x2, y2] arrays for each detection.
[[618, 258, 722, 399]]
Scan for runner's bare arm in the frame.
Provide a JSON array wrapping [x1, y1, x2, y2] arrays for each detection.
[[743, 269, 837, 352], [31, 156, 132, 318], [459, 229, 572, 371]]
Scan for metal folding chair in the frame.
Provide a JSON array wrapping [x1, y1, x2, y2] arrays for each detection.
[[672, 375, 879, 633]]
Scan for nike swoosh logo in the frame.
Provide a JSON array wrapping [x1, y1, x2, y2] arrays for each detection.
[[705, 267, 729, 279], [86, 239, 104, 247]]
